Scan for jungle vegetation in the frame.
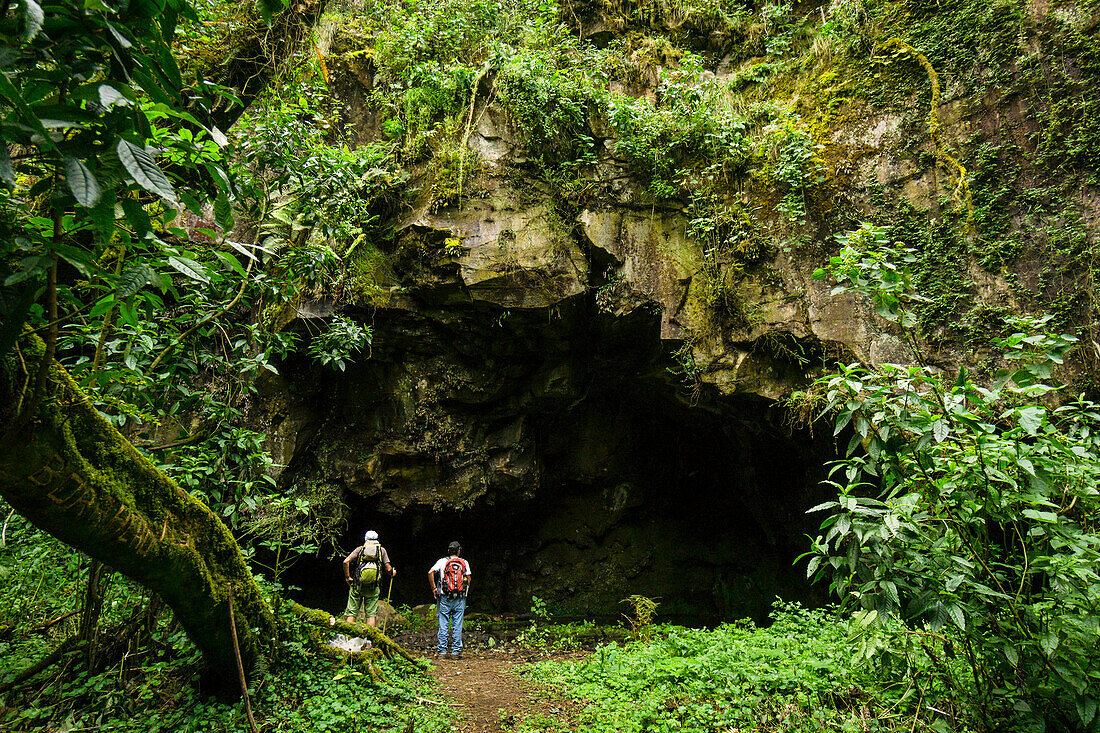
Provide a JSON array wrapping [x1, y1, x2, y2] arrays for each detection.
[[1, 0, 1099, 731]]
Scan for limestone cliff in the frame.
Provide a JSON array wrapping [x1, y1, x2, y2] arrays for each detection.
[[253, 0, 1100, 619]]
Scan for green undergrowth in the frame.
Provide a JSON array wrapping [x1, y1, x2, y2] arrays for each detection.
[[0, 511, 450, 733], [522, 602, 976, 733]]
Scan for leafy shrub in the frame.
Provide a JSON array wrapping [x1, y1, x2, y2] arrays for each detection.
[[309, 315, 373, 372], [237, 80, 406, 242], [806, 224, 1100, 731], [496, 44, 605, 172], [762, 117, 825, 224], [610, 67, 749, 199], [527, 601, 952, 732]]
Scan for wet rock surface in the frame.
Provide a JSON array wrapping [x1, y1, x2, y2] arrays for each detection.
[[264, 5, 1100, 621]]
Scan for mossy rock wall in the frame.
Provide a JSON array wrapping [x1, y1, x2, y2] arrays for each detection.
[[254, 0, 1100, 619]]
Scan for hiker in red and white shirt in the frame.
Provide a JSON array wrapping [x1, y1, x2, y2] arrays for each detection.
[[428, 541, 471, 659]]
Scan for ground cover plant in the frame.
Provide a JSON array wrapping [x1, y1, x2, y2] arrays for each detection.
[[524, 601, 962, 732], [2, 0, 1099, 730]]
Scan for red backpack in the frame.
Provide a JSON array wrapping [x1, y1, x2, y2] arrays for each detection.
[[441, 558, 467, 596]]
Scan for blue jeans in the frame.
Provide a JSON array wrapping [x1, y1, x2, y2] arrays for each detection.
[[437, 594, 467, 654]]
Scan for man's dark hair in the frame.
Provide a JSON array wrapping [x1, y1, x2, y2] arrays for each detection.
[[448, 541, 461, 554]]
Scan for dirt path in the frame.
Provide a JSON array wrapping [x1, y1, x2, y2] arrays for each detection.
[[426, 649, 585, 733]]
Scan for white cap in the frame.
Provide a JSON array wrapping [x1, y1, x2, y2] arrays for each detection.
[[364, 530, 378, 541]]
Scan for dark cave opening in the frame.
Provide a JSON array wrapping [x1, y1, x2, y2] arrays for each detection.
[[277, 302, 838, 625]]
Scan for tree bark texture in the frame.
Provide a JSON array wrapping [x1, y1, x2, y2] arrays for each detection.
[[0, 336, 276, 697], [79, 561, 108, 670], [200, 0, 329, 131]]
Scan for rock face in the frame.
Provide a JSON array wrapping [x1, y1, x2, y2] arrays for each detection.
[[261, 3, 1100, 620], [267, 300, 836, 618]]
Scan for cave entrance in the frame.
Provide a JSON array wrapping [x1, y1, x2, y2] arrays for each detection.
[[278, 303, 837, 625], [285, 385, 834, 626]]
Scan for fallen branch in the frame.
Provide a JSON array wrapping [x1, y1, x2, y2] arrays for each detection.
[[30, 610, 79, 633], [0, 635, 81, 694]]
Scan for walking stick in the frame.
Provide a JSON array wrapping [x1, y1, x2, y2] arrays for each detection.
[[381, 574, 395, 635]]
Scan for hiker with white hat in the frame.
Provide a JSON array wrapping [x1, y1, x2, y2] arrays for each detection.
[[342, 530, 395, 627]]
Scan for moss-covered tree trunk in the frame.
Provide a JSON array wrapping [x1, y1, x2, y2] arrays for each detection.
[[0, 337, 276, 698]]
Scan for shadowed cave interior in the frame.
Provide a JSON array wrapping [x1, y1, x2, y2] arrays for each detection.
[[277, 302, 837, 624]]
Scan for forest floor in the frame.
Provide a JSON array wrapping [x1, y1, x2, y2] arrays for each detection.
[[425, 647, 588, 733]]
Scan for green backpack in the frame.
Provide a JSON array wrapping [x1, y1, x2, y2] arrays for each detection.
[[357, 540, 382, 585]]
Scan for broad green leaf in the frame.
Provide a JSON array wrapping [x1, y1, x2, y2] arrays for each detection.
[[90, 296, 116, 319], [0, 71, 58, 153], [179, 189, 204, 216], [1077, 697, 1097, 726], [215, 251, 246, 278], [1040, 630, 1059, 656], [834, 411, 852, 437], [4, 255, 51, 286], [98, 84, 134, 108], [132, 52, 182, 104], [63, 156, 101, 207], [88, 191, 117, 242], [51, 241, 97, 276], [932, 418, 949, 444], [228, 240, 261, 261], [121, 198, 152, 237], [155, 41, 183, 90], [118, 264, 154, 298], [214, 190, 234, 231], [126, 0, 166, 18], [117, 301, 137, 327], [945, 604, 965, 631], [128, 66, 173, 105], [205, 163, 230, 192], [105, 22, 133, 49], [39, 118, 85, 130], [207, 125, 228, 147], [856, 608, 877, 627], [1018, 406, 1045, 435], [167, 255, 209, 284], [160, 4, 178, 41], [117, 139, 176, 202]]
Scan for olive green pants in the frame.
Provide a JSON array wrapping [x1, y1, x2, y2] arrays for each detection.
[[344, 582, 380, 619]]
